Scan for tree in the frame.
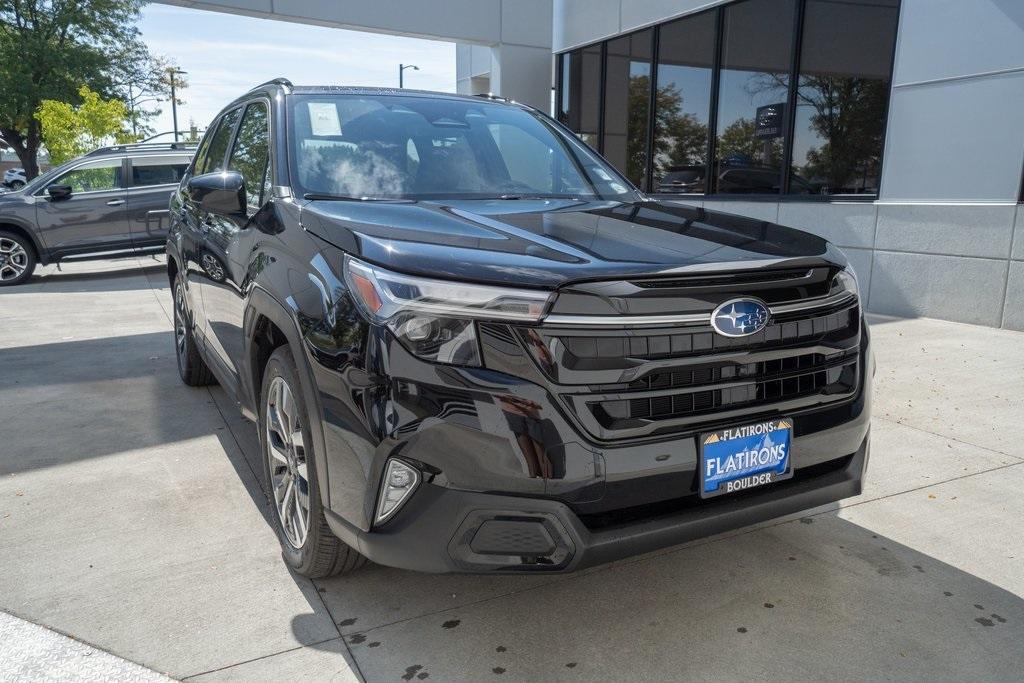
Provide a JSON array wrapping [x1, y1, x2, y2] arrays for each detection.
[[0, 1, 168, 178], [746, 71, 888, 192], [624, 74, 652, 185], [661, 112, 707, 168], [35, 85, 131, 164], [794, 76, 887, 192], [621, 75, 712, 186], [716, 117, 784, 167], [109, 45, 186, 139]]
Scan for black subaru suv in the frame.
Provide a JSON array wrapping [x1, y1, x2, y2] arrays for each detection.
[[167, 79, 871, 577], [0, 142, 194, 286]]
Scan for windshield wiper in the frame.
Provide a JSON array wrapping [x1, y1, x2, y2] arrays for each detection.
[[493, 194, 584, 201], [303, 192, 413, 202]]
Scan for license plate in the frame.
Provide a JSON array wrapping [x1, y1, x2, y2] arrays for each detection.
[[699, 418, 793, 499]]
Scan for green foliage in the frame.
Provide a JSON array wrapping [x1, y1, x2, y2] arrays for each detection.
[[624, 74, 652, 185], [717, 117, 782, 164], [628, 74, 712, 185], [0, 1, 176, 176], [648, 79, 709, 178], [35, 85, 131, 164]]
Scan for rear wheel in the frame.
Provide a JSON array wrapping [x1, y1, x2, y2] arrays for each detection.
[[0, 231, 36, 286], [8, 180, 24, 190], [172, 273, 216, 386], [260, 346, 366, 577]]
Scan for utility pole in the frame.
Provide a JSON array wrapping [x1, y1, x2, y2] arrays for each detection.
[[399, 63, 419, 88], [128, 84, 137, 138], [167, 68, 187, 141]]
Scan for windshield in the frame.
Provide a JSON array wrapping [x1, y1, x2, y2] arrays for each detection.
[[289, 94, 636, 201]]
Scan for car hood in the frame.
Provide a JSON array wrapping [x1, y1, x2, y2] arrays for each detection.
[[299, 198, 843, 288], [0, 188, 31, 205]]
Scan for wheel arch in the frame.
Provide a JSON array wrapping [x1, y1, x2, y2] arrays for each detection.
[[167, 252, 180, 288], [0, 222, 46, 264], [244, 286, 334, 511]]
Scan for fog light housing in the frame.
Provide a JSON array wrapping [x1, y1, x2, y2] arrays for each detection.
[[375, 459, 420, 525]]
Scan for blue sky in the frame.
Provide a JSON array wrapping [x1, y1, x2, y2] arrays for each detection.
[[137, 4, 456, 137]]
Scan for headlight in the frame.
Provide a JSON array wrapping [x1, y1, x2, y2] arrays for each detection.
[[344, 255, 553, 366], [832, 266, 860, 300]]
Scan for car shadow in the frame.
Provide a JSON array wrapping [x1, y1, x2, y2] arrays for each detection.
[[313, 513, 1024, 681], [0, 331, 228, 475], [210, 396, 1024, 680], [9, 261, 168, 294]]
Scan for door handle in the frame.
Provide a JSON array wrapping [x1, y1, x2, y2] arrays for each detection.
[[106, 199, 125, 206]]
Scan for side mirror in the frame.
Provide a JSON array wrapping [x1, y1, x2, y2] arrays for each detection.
[[186, 171, 246, 219], [47, 185, 72, 200]]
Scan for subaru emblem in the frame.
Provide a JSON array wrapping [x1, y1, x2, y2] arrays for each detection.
[[710, 298, 770, 337]]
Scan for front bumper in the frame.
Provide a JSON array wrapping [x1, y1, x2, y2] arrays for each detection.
[[320, 308, 872, 573], [326, 432, 869, 574]]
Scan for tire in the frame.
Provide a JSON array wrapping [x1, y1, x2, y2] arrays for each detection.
[[0, 230, 36, 286], [9, 180, 24, 189], [260, 345, 366, 577], [172, 273, 217, 386]]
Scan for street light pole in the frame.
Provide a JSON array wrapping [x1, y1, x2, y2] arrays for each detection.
[[399, 63, 419, 88], [167, 68, 187, 142]]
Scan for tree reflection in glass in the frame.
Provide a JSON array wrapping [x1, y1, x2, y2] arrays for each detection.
[[788, 0, 898, 195]]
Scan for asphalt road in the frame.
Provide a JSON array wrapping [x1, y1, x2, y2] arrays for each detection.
[[1, 256, 1022, 681]]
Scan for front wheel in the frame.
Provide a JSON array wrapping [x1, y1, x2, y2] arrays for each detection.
[[0, 231, 36, 286], [172, 273, 216, 386], [8, 180, 24, 190], [260, 346, 366, 577]]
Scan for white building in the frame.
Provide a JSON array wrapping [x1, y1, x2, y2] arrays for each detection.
[[163, 0, 1024, 329]]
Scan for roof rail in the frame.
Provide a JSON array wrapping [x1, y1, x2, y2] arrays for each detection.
[[253, 77, 293, 93], [84, 141, 197, 157], [473, 92, 509, 102]]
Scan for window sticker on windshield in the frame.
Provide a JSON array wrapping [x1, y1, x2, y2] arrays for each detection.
[[308, 102, 342, 136]]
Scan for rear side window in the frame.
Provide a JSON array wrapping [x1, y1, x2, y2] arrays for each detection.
[[198, 108, 242, 175], [227, 102, 271, 213], [131, 157, 190, 187]]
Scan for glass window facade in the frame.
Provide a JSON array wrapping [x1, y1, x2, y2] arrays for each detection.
[[653, 11, 715, 194], [789, 0, 899, 195], [602, 30, 653, 188], [714, 0, 795, 195], [555, 0, 900, 198], [557, 44, 602, 150]]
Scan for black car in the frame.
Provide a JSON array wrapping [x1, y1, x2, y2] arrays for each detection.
[[0, 142, 194, 286], [167, 79, 871, 577]]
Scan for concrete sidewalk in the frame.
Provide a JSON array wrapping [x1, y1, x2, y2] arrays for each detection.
[[0, 257, 1021, 681]]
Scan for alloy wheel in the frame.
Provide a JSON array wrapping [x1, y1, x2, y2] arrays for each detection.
[[265, 376, 311, 549], [0, 237, 29, 282], [173, 283, 188, 363]]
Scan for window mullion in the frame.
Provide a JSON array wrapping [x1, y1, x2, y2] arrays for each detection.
[[598, 42, 607, 155], [781, 0, 807, 196], [643, 27, 660, 194], [706, 7, 724, 196]]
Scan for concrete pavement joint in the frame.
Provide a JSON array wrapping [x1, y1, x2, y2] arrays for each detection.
[[179, 636, 346, 681], [131, 264, 365, 681], [141, 258, 174, 326], [320, 458, 1024, 643], [199, 375, 367, 682], [875, 414, 1024, 462]]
